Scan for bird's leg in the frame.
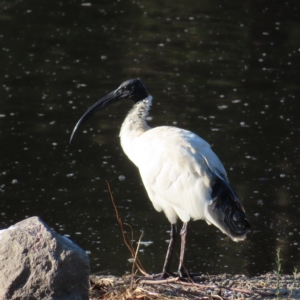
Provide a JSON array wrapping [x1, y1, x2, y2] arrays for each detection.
[[178, 222, 188, 278], [162, 223, 178, 278]]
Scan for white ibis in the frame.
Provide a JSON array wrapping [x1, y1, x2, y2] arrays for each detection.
[[70, 78, 250, 278]]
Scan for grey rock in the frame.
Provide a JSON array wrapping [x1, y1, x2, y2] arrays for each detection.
[[0, 216, 89, 300]]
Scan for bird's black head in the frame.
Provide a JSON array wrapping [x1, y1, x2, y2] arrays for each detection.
[[69, 78, 149, 144], [116, 78, 149, 103]]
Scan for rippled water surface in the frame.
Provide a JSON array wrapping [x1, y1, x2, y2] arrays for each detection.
[[1, 0, 299, 276]]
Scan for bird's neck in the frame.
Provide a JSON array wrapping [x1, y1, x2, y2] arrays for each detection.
[[119, 96, 152, 164]]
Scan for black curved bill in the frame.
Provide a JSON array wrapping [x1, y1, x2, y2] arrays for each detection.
[[69, 90, 121, 144], [70, 78, 149, 144]]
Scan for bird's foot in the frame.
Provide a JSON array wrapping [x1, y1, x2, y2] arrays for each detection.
[[149, 272, 166, 279], [177, 269, 203, 280], [135, 272, 179, 282], [162, 271, 178, 279], [163, 266, 184, 279]]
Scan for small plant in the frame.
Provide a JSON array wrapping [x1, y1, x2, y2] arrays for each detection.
[[288, 267, 298, 298], [273, 248, 281, 299]]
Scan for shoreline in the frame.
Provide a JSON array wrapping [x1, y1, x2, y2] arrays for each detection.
[[89, 272, 299, 299]]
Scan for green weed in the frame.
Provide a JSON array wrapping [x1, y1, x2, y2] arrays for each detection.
[[273, 248, 281, 299]]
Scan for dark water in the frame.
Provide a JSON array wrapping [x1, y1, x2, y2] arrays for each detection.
[[1, 0, 299, 276]]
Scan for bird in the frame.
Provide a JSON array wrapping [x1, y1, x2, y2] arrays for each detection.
[[70, 78, 250, 278]]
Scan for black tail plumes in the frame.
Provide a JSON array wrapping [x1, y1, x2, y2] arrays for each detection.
[[208, 176, 250, 240]]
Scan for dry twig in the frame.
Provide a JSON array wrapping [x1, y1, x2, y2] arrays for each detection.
[[106, 181, 148, 276]]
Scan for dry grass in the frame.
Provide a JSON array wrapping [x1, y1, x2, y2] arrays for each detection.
[[89, 272, 300, 300]]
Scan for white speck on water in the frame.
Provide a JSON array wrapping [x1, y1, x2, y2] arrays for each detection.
[[218, 105, 228, 110], [101, 55, 107, 60], [232, 99, 241, 103], [77, 83, 87, 88], [240, 122, 250, 127], [257, 199, 264, 206], [119, 175, 125, 181], [12, 179, 18, 184], [139, 241, 153, 247]]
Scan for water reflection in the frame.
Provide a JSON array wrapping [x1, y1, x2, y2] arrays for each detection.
[[0, 0, 299, 276]]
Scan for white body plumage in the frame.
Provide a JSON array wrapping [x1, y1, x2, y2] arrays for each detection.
[[120, 96, 228, 228]]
